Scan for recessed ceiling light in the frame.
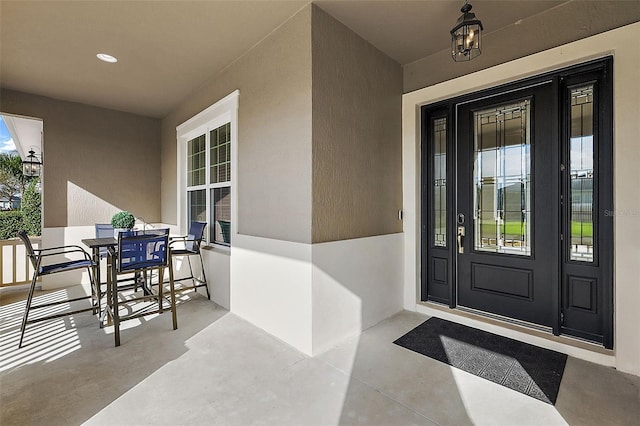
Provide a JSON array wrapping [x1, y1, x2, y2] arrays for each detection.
[[96, 53, 118, 63]]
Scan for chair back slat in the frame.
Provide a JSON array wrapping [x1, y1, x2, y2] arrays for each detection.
[[186, 221, 206, 252], [17, 231, 38, 269], [95, 223, 114, 257], [117, 229, 170, 273]]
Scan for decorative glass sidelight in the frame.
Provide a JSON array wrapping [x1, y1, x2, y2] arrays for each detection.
[[473, 100, 531, 255], [433, 117, 447, 247], [569, 85, 594, 262]]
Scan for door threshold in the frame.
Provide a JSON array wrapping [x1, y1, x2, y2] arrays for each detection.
[[456, 304, 553, 335], [416, 301, 614, 366]]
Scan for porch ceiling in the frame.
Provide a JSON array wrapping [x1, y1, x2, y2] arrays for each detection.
[[0, 0, 591, 119]]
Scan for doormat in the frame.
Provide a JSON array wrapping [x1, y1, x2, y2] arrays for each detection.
[[393, 317, 567, 404]]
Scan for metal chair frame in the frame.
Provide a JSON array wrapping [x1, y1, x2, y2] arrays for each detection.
[[106, 229, 177, 346], [94, 223, 115, 259], [169, 221, 210, 299], [17, 231, 97, 348], [95, 223, 142, 294]]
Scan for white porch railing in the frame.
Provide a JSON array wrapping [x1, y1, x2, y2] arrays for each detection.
[[0, 237, 40, 287]]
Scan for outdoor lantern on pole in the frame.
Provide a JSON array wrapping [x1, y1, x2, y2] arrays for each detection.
[[451, 0, 483, 62], [22, 149, 42, 177]]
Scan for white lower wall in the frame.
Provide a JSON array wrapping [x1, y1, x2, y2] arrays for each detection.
[[402, 22, 640, 376], [39, 226, 400, 358], [230, 233, 404, 356], [40, 226, 95, 290], [169, 244, 230, 308], [230, 234, 313, 354], [311, 233, 404, 355], [200, 248, 230, 309]]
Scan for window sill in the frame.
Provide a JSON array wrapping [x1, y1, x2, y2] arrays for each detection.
[[202, 243, 230, 255]]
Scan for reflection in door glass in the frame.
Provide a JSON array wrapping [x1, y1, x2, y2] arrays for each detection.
[[569, 86, 594, 262], [433, 117, 447, 247], [473, 100, 531, 256]]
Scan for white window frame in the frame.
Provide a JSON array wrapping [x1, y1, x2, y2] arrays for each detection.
[[176, 90, 239, 249]]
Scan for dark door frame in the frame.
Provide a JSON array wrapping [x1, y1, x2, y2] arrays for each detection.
[[420, 57, 614, 348]]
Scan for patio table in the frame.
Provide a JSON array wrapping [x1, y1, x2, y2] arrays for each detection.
[[84, 231, 176, 346], [82, 236, 161, 328]]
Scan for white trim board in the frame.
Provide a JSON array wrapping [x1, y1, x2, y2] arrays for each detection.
[[175, 90, 239, 239]]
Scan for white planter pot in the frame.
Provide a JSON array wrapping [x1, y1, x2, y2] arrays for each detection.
[[113, 228, 130, 239]]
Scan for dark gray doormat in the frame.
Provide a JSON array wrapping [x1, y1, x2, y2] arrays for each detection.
[[393, 317, 567, 404]]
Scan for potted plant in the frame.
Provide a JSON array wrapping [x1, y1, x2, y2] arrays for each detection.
[[111, 211, 135, 238]]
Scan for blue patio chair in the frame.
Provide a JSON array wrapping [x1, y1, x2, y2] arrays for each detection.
[[94, 223, 114, 258], [17, 230, 97, 348], [95, 223, 141, 293], [168, 221, 210, 299], [107, 229, 177, 346]]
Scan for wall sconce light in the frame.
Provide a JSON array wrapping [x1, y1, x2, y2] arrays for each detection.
[[451, 0, 483, 62], [22, 149, 42, 177]]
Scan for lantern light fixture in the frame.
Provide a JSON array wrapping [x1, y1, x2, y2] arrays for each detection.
[[22, 149, 42, 178], [450, 0, 483, 62]]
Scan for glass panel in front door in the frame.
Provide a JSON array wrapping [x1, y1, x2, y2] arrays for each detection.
[[473, 100, 531, 256], [433, 117, 447, 247], [569, 85, 594, 262]]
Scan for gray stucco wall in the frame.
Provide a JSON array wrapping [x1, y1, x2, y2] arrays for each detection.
[[311, 5, 403, 243], [161, 6, 313, 244], [0, 89, 160, 227], [404, 1, 640, 93]]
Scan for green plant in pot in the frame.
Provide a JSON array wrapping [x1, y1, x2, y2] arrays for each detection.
[[111, 211, 136, 238]]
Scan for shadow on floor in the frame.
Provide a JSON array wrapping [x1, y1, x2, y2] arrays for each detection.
[[2, 289, 638, 425], [0, 285, 226, 425], [327, 311, 639, 426]]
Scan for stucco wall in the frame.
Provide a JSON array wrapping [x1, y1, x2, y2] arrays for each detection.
[[161, 6, 313, 244], [311, 5, 403, 243], [161, 3, 404, 244], [162, 4, 405, 355], [0, 89, 160, 227], [404, 1, 640, 93]]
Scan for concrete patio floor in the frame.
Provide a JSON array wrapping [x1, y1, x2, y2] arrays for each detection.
[[1, 285, 638, 425]]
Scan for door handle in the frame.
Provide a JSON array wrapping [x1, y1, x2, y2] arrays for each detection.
[[457, 226, 466, 254]]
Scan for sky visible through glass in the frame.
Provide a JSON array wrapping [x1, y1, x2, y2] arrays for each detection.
[[0, 117, 17, 154]]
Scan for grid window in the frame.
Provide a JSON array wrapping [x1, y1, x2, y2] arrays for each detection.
[[184, 122, 232, 246], [179, 91, 237, 248], [188, 190, 206, 223], [187, 135, 206, 186], [210, 122, 231, 184], [211, 187, 231, 245]]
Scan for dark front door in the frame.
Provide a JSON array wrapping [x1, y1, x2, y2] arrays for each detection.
[[421, 59, 613, 346], [455, 84, 558, 327]]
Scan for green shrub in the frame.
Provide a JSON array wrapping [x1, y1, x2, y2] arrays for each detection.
[[21, 178, 41, 236], [0, 210, 24, 240], [111, 211, 135, 229]]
